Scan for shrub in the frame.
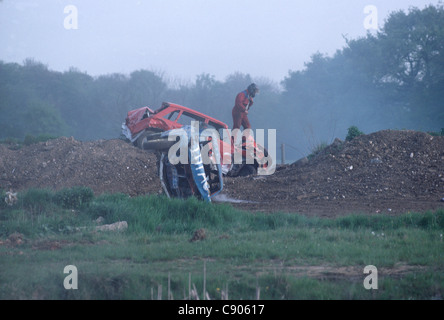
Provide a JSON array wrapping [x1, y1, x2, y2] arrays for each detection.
[[23, 134, 58, 146], [427, 128, 444, 137], [0, 189, 7, 210], [307, 142, 328, 160], [0, 137, 22, 150], [54, 186, 94, 209], [346, 126, 364, 141], [21, 188, 54, 214]]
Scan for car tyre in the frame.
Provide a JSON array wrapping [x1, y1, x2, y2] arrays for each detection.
[[238, 164, 257, 177]]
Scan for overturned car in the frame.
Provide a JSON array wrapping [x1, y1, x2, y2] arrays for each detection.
[[122, 102, 273, 201]]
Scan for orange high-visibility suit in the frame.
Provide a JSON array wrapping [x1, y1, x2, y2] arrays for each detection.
[[232, 90, 253, 130]]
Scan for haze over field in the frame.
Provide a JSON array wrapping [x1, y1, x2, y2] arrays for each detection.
[[0, 0, 439, 82], [1, 1, 443, 162]]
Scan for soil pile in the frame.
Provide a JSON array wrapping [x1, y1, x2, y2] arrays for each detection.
[[1, 130, 443, 216], [0, 137, 160, 196], [223, 130, 444, 215]]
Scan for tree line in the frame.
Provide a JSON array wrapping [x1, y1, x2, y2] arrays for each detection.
[[1, 4, 443, 160]]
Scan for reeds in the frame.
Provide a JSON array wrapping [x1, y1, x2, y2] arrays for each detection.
[[147, 260, 263, 300]]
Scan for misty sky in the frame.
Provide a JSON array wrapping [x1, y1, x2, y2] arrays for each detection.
[[0, 0, 441, 83]]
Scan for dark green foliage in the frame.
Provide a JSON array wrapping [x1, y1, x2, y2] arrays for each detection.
[[53, 186, 94, 209], [0, 59, 281, 144], [84, 193, 129, 222], [3, 186, 444, 236], [280, 4, 444, 159], [0, 134, 58, 149], [0, 137, 21, 149], [23, 134, 58, 146], [0, 189, 7, 210], [335, 210, 444, 231], [307, 142, 328, 160], [417, 211, 444, 230], [427, 128, 444, 137], [346, 126, 364, 141], [20, 188, 54, 215]]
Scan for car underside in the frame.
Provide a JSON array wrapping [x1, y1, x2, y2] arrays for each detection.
[[122, 102, 272, 202]]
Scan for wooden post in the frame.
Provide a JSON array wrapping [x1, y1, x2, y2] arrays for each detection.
[[281, 143, 285, 165], [157, 284, 162, 300], [188, 273, 191, 299], [168, 272, 171, 300], [203, 260, 206, 300]]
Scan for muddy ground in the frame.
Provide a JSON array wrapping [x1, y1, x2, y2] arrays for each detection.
[[1, 130, 443, 217]]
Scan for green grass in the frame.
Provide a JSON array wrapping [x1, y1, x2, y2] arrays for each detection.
[[346, 126, 365, 141], [0, 134, 59, 149], [307, 142, 329, 160], [1, 187, 443, 300], [427, 128, 444, 137]]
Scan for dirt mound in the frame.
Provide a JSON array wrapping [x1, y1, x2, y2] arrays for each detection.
[[0, 137, 160, 196], [1, 130, 443, 216], [223, 130, 444, 216]]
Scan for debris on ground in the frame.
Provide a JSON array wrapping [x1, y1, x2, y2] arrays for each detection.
[[190, 228, 206, 242], [4, 190, 18, 206], [1, 130, 443, 216], [223, 130, 444, 216], [95, 221, 128, 232], [0, 137, 160, 196], [6, 232, 25, 245]]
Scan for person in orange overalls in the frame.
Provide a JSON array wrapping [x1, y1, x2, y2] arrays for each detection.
[[232, 83, 259, 131]]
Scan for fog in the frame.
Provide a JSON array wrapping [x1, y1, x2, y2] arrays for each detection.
[[1, 0, 443, 163], [0, 0, 438, 82]]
